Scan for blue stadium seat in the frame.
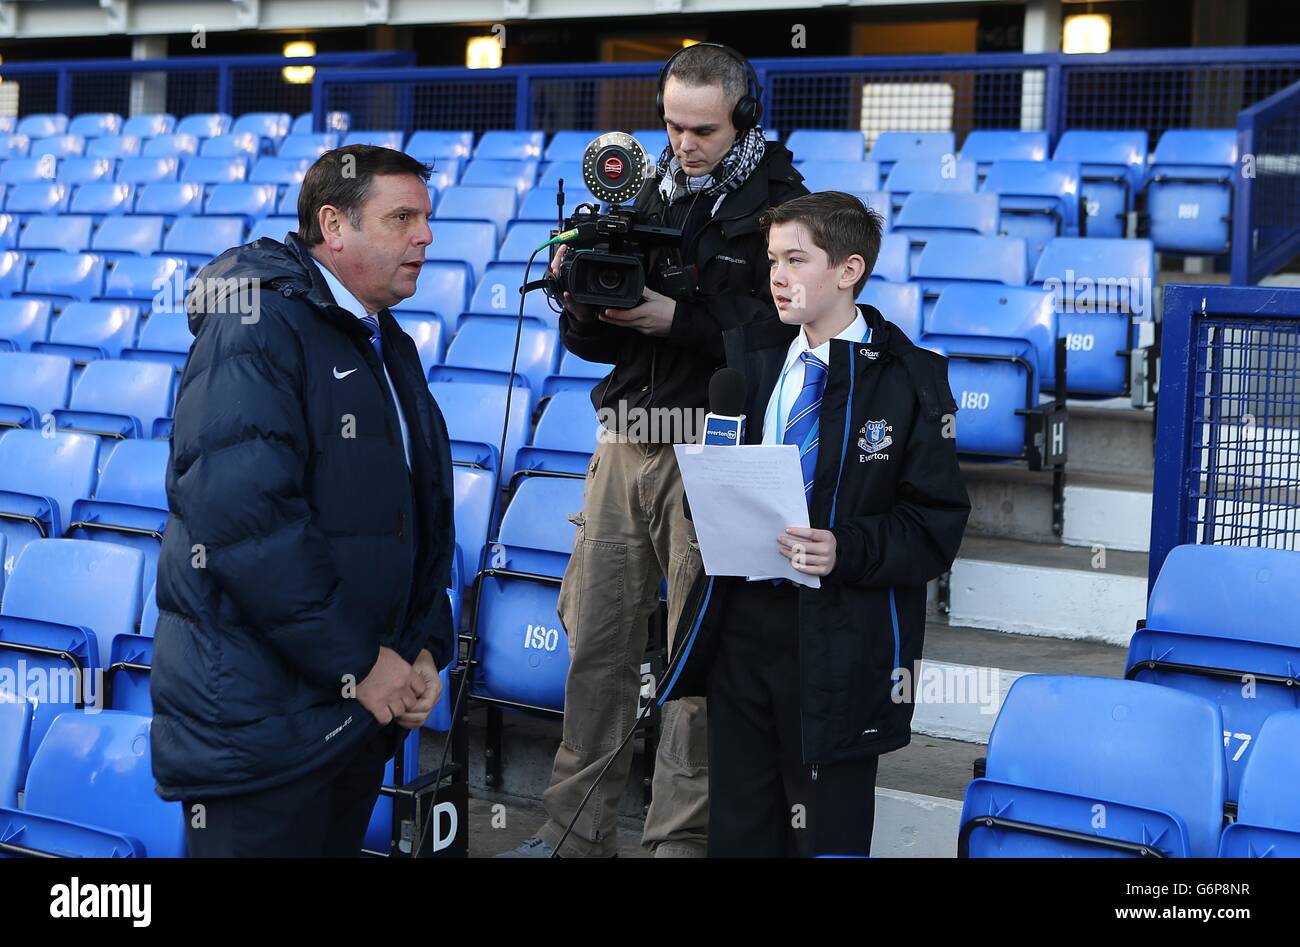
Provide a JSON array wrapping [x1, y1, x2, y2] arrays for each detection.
[[248, 156, 311, 187], [543, 349, 609, 396], [406, 130, 473, 162], [435, 186, 516, 241], [393, 314, 443, 377], [1053, 130, 1148, 239], [391, 261, 471, 329], [460, 159, 538, 199], [427, 220, 497, 282], [20, 253, 105, 303], [858, 280, 922, 342], [499, 221, 557, 263], [514, 389, 600, 478], [0, 691, 33, 806], [231, 112, 292, 150], [180, 156, 247, 187], [29, 136, 85, 161], [175, 113, 231, 140], [67, 113, 123, 139], [471, 476, 584, 710], [871, 131, 955, 176], [18, 215, 93, 256], [632, 129, 669, 159], [1, 157, 57, 184], [0, 710, 183, 856], [121, 114, 175, 139], [68, 181, 134, 220], [1128, 544, 1300, 804], [982, 160, 1082, 269], [463, 262, 557, 327], [796, 160, 881, 194], [960, 675, 1226, 858], [278, 181, 301, 215], [16, 115, 69, 139], [1, 136, 29, 159], [544, 131, 597, 163], [785, 130, 866, 162], [115, 156, 178, 186], [923, 284, 1055, 458], [108, 630, 153, 713], [277, 133, 338, 161], [911, 234, 1028, 317], [1031, 237, 1156, 395], [474, 130, 544, 161], [291, 111, 350, 136], [452, 466, 494, 588], [140, 584, 158, 636], [199, 132, 259, 160], [431, 318, 559, 409], [5, 182, 70, 217], [0, 431, 98, 570], [122, 311, 194, 370], [0, 249, 22, 296], [89, 216, 166, 262], [363, 727, 420, 853], [539, 161, 583, 189], [426, 159, 461, 193], [246, 215, 296, 244], [101, 256, 190, 313], [67, 438, 170, 605], [142, 133, 200, 160], [204, 182, 278, 223], [1218, 711, 1300, 858], [135, 181, 205, 219], [86, 135, 141, 160], [35, 302, 137, 364], [0, 351, 70, 429], [53, 358, 173, 441], [873, 232, 910, 282], [343, 130, 404, 150], [517, 186, 600, 222], [428, 380, 530, 475], [960, 130, 1049, 182], [893, 192, 1000, 268], [0, 299, 50, 351], [1145, 129, 1238, 255], [55, 157, 113, 186], [163, 216, 245, 268], [883, 157, 977, 212]]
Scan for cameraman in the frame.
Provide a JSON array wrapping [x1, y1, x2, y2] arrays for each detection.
[[501, 43, 807, 858]]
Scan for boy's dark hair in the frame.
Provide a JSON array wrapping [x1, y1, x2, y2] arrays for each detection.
[[759, 191, 884, 295], [298, 144, 432, 245]]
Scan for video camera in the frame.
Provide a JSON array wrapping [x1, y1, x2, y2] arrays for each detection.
[[544, 132, 693, 310]]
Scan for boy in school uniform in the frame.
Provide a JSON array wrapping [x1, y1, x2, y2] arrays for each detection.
[[659, 191, 971, 857]]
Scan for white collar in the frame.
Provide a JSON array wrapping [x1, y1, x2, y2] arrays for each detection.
[[311, 255, 375, 322], [781, 308, 869, 375]]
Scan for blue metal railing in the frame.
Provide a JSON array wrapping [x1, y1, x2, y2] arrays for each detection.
[[1233, 78, 1300, 285], [0, 52, 414, 119], [1151, 284, 1300, 588]]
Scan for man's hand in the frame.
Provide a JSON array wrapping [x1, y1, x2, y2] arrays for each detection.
[[600, 287, 675, 337], [395, 649, 443, 730], [778, 527, 838, 577], [355, 646, 422, 726], [550, 244, 598, 321]]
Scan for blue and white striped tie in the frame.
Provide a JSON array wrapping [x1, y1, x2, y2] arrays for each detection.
[[783, 351, 828, 504], [359, 314, 383, 364]]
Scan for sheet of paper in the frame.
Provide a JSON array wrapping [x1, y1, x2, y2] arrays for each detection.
[[673, 443, 820, 589]]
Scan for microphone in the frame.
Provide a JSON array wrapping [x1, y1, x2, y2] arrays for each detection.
[[702, 368, 746, 445]]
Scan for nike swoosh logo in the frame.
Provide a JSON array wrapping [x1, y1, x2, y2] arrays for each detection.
[[333, 367, 358, 379]]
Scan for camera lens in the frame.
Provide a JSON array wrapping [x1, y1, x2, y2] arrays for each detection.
[[596, 267, 623, 291]]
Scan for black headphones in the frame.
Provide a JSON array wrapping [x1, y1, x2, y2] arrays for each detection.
[[655, 42, 763, 132]]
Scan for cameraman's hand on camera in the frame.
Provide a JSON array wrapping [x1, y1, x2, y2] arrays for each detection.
[[601, 286, 674, 338], [550, 245, 598, 321]]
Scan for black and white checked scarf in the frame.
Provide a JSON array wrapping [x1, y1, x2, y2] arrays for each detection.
[[656, 125, 766, 206]]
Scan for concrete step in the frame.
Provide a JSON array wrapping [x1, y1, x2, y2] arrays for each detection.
[[962, 463, 1152, 550], [1064, 399, 1155, 478], [949, 536, 1148, 646]]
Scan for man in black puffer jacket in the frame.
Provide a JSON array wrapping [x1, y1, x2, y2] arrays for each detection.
[[151, 146, 456, 857]]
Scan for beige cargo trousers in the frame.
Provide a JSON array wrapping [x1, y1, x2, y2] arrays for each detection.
[[535, 431, 708, 857]]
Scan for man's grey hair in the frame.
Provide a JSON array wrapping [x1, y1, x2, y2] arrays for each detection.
[[664, 44, 748, 110]]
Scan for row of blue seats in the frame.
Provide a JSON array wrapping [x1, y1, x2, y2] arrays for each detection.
[[961, 543, 1300, 857]]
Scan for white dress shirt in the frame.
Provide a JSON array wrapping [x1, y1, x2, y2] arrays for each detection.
[[760, 309, 871, 444], [312, 258, 413, 467]]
